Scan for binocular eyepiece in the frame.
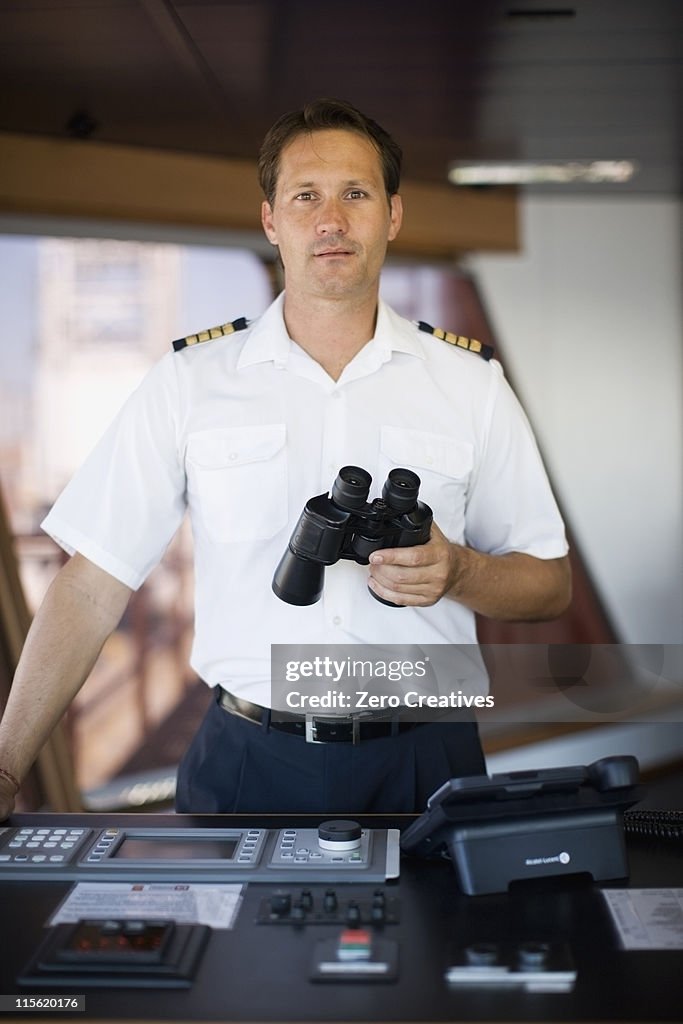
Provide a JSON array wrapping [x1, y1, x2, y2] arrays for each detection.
[[272, 465, 433, 607], [332, 465, 421, 513]]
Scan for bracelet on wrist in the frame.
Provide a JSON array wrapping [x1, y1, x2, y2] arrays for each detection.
[[0, 766, 20, 793]]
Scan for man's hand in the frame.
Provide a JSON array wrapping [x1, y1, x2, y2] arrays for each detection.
[[368, 522, 457, 606], [367, 522, 572, 621]]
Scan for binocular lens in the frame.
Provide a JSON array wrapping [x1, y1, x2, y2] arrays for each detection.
[[331, 465, 372, 510], [382, 468, 420, 511]]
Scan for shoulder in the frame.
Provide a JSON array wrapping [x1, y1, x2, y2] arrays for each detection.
[[415, 320, 495, 361], [171, 316, 249, 353]]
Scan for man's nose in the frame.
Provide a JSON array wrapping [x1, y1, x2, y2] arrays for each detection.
[[316, 198, 348, 235]]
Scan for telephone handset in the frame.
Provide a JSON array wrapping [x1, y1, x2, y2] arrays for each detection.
[[400, 755, 643, 894]]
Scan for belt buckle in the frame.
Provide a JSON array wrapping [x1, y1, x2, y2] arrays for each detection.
[[305, 715, 360, 745]]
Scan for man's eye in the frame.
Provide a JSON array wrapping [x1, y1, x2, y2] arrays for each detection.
[[295, 192, 315, 201], [346, 190, 367, 199]]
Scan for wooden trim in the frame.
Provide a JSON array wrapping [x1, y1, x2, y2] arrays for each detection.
[[0, 131, 518, 258]]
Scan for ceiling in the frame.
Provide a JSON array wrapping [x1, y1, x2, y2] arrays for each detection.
[[1, 0, 682, 197]]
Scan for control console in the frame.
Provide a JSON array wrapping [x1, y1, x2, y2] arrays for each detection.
[[0, 820, 399, 883]]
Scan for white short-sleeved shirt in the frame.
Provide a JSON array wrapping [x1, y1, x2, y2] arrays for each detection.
[[42, 294, 568, 704]]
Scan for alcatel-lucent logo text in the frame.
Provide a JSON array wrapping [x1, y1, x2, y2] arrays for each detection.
[[525, 851, 571, 867]]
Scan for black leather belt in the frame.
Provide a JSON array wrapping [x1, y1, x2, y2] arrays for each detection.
[[217, 687, 416, 745]]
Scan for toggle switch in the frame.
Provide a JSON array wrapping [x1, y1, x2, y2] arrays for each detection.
[[269, 892, 292, 918], [371, 889, 387, 922], [346, 901, 362, 927], [291, 902, 307, 922]]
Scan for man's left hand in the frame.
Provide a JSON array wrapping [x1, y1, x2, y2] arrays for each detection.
[[368, 526, 573, 621], [367, 522, 456, 607]]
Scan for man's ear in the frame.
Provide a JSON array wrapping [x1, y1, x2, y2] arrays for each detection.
[[388, 194, 403, 242], [261, 200, 278, 245]]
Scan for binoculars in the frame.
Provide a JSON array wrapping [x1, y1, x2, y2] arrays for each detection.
[[272, 465, 433, 607]]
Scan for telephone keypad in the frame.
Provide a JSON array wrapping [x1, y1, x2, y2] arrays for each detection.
[[0, 827, 91, 865]]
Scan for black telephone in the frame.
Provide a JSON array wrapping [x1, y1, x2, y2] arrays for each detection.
[[400, 755, 643, 894]]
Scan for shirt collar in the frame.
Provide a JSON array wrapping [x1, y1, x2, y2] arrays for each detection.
[[374, 299, 426, 360], [236, 292, 426, 372], [236, 292, 291, 370]]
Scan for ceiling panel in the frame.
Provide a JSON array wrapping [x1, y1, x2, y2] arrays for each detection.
[[0, 0, 680, 195]]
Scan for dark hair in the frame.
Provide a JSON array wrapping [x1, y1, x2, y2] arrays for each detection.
[[258, 98, 402, 206]]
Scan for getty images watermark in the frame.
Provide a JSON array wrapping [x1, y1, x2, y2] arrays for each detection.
[[270, 644, 683, 723], [279, 650, 494, 713]]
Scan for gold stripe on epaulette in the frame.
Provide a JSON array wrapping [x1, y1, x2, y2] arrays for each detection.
[[417, 320, 494, 361], [172, 316, 248, 352]]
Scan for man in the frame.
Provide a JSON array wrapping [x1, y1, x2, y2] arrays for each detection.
[[0, 99, 571, 819]]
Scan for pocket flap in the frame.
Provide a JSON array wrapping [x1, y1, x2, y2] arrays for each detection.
[[380, 426, 472, 479], [187, 424, 286, 470]]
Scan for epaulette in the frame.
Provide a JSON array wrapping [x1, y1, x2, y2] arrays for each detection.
[[417, 320, 494, 361], [172, 316, 248, 352]]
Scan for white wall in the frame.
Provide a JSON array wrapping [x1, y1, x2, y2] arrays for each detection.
[[468, 196, 683, 645]]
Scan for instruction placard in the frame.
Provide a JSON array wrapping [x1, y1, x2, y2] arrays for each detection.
[[602, 888, 683, 949], [49, 881, 244, 930]]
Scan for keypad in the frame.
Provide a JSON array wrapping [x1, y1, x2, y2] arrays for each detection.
[[0, 826, 91, 865]]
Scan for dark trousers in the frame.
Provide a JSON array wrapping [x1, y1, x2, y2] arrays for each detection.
[[175, 690, 486, 814]]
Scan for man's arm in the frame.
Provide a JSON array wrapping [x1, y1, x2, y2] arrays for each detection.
[[368, 522, 572, 620], [0, 553, 132, 819]]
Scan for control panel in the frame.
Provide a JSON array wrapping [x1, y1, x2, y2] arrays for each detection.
[[256, 885, 400, 926], [0, 820, 400, 883]]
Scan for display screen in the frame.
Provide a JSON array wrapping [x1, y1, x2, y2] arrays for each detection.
[[113, 836, 239, 862]]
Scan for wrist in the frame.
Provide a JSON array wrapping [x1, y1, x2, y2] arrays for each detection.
[[447, 542, 476, 599]]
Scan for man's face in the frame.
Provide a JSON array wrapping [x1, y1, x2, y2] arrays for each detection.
[[261, 129, 402, 303]]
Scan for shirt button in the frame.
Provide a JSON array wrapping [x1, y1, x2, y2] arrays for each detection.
[[228, 452, 238, 461], [332, 616, 342, 626]]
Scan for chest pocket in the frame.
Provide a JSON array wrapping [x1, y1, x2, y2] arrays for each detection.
[[186, 424, 287, 543], [378, 426, 473, 539]]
